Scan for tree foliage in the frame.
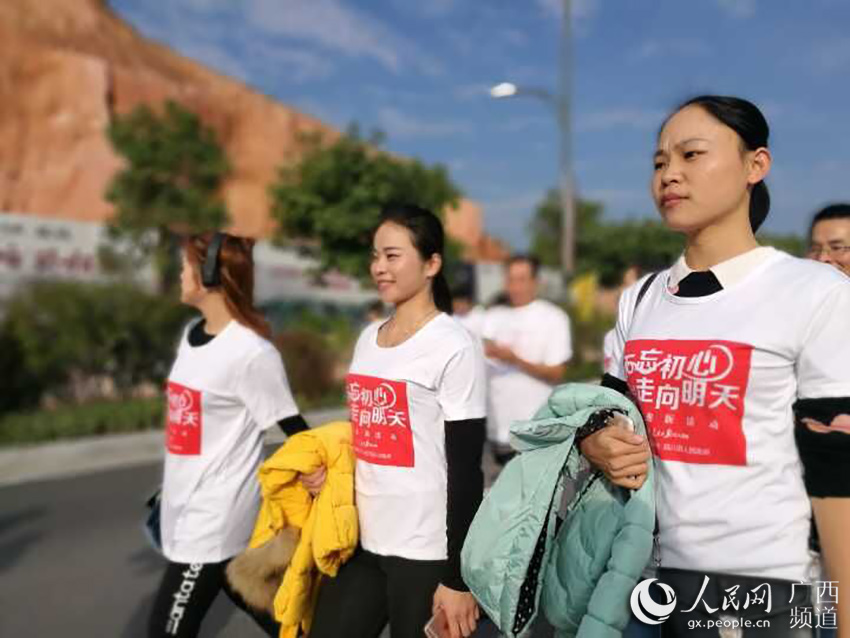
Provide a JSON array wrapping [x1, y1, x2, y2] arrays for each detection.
[[105, 100, 230, 292], [530, 189, 683, 286], [529, 189, 806, 286], [1, 281, 192, 410], [756, 232, 805, 257], [269, 128, 461, 279]]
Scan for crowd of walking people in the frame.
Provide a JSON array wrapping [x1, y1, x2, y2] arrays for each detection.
[[145, 95, 849, 638]]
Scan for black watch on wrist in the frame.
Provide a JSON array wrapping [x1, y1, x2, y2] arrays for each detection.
[[574, 407, 626, 450]]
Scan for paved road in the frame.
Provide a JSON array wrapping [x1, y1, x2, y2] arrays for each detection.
[[0, 438, 551, 637], [0, 461, 270, 637]]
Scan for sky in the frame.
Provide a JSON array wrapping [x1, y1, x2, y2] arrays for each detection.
[[110, 0, 850, 249]]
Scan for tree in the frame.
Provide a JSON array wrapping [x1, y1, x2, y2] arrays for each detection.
[[269, 127, 461, 280], [529, 189, 683, 287], [529, 189, 605, 269], [105, 100, 230, 293], [756, 232, 805, 257], [2, 281, 192, 406], [530, 189, 807, 286], [0, 326, 43, 414]]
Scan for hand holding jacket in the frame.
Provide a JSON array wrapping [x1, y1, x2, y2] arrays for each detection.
[[300, 466, 326, 496], [578, 424, 650, 490]]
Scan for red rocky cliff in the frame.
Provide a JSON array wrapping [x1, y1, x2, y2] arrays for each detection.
[[0, 0, 506, 258]]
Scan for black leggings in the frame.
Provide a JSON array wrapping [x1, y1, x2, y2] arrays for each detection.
[[148, 559, 280, 638], [309, 547, 447, 638]]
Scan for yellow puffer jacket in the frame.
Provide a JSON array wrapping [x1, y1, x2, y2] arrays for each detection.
[[250, 421, 357, 638]]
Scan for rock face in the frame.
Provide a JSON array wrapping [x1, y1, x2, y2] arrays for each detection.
[[0, 0, 507, 260], [0, 0, 337, 238]]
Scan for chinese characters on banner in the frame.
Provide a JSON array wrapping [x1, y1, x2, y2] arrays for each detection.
[[0, 217, 98, 277], [166, 382, 202, 455], [624, 340, 753, 465], [346, 374, 414, 467]]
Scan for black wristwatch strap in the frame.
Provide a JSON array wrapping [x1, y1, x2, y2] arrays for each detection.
[[574, 408, 626, 449]]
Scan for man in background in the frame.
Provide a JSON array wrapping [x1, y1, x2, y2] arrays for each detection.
[[808, 203, 850, 276], [483, 255, 572, 466], [805, 203, 850, 638], [451, 284, 486, 338]]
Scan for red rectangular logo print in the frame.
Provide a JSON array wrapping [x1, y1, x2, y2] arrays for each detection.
[[166, 381, 202, 455], [624, 340, 753, 466], [346, 374, 414, 467]]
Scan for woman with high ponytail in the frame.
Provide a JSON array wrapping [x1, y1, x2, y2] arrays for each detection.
[[304, 204, 488, 638], [575, 96, 850, 637]]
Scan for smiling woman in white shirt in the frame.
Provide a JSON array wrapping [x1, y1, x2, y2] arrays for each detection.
[[147, 232, 310, 638], [577, 96, 850, 637], [305, 204, 487, 638]]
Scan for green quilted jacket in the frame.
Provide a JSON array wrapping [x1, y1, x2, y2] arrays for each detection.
[[462, 383, 656, 637]]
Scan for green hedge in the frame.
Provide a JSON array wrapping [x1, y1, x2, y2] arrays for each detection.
[[0, 392, 347, 447], [0, 280, 193, 415], [0, 398, 164, 446]]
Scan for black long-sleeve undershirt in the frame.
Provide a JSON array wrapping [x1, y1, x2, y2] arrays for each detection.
[[277, 414, 309, 437], [794, 397, 850, 497], [443, 417, 486, 592]]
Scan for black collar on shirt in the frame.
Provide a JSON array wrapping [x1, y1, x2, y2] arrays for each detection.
[[674, 271, 723, 297], [188, 320, 216, 347]]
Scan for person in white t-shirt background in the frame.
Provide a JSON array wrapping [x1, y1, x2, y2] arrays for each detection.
[[364, 298, 388, 325], [148, 232, 310, 638], [577, 96, 850, 637], [602, 265, 644, 376], [805, 204, 850, 638], [305, 205, 487, 638], [483, 255, 572, 466], [452, 283, 487, 339], [602, 261, 675, 376]]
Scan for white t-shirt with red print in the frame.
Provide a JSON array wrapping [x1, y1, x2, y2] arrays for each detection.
[[483, 299, 573, 444], [347, 313, 486, 561], [161, 320, 299, 564], [603, 328, 616, 375], [609, 248, 850, 582]]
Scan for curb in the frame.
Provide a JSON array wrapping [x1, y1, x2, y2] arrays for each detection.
[[0, 406, 348, 488]]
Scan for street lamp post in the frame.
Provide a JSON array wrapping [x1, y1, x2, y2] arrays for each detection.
[[490, 0, 575, 279], [558, 0, 575, 278]]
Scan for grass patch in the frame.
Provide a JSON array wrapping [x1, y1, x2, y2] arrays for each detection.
[[0, 398, 164, 446]]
